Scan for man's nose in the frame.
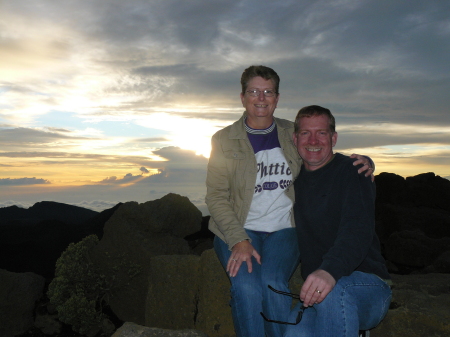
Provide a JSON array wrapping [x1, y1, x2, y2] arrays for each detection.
[[309, 134, 318, 143]]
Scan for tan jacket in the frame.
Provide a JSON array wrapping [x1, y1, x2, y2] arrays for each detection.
[[205, 113, 302, 250]]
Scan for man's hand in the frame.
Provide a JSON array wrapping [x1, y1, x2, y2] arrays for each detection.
[[227, 240, 261, 277], [300, 269, 336, 307], [350, 153, 375, 181]]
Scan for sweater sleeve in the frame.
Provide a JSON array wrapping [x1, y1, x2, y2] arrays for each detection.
[[319, 161, 376, 281]]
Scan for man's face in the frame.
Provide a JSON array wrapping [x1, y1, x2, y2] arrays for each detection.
[[240, 76, 279, 127], [293, 115, 338, 171]]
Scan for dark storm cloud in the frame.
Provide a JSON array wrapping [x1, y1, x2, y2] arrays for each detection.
[[0, 127, 92, 145], [0, 177, 50, 186], [336, 128, 450, 150]]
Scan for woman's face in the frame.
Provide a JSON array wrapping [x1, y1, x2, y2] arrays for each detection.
[[240, 76, 279, 127]]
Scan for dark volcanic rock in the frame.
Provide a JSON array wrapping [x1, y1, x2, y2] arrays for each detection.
[[0, 269, 45, 337], [0, 201, 98, 226], [0, 202, 119, 279], [375, 172, 450, 273], [91, 193, 202, 326]]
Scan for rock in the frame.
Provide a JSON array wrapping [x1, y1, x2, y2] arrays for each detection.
[[143, 250, 450, 337], [431, 250, 450, 273], [0, 203, 118, 279], [0, 269, 45, 337], [146, 255, 200, 330], [374, 172, 450, 273], [195, 249, 234, 337], [371, 273, 450, 337], [91, 193, 202, 325], [34, 313, 62, 335], [112, 322, 209, 337], [385, 230, 450, 268]]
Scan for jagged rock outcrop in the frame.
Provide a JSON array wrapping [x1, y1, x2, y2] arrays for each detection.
[[0, 269, 45, 337], [91, 193, 202, 326], [385, 229, 450, 269], [112, 322, 209, 337], [375, 172, 450, 273]]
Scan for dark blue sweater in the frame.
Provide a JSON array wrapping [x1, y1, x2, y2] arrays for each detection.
[[294, 153, 390, 282]]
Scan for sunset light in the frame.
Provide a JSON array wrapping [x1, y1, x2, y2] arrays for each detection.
[[1, 1, 449, 213]]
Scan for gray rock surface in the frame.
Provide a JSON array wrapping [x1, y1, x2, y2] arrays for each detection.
[[146, 255, 201, 330], [0, 269, 45, 337], [371, 273, 450, 337], [112, 322, 209, 337]]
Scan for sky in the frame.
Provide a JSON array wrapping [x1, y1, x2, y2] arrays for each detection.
[[1, 0, 449, 214]]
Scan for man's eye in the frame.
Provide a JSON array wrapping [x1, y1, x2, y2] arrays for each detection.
[[265, 90, 274, 94]]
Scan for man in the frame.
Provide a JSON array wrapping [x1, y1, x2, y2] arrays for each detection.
[[284, 105, 391, 337]]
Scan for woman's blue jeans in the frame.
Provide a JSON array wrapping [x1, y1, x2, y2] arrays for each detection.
[[214, 228, 300, 337], [284, 271, 392, 337]]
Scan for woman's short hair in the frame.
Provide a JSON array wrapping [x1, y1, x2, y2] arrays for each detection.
[[241, 65, 280, 94]]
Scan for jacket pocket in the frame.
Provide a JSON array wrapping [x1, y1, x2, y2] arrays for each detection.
[[224, 150, 246, 160]]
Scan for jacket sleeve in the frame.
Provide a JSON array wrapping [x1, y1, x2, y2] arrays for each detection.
[[205, 132, 250, 250]]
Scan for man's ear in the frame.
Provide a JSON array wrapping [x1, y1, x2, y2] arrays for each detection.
[[292, 132, 298, 146], [332, 132, 338, 147]]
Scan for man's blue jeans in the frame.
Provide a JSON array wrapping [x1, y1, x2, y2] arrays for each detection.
[[284, 271, 392, 337], [214, 228, 300, 337]]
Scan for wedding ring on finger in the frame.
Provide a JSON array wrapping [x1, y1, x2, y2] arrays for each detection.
[[232, 258, 237, 262], [316, 290, 322, 294]]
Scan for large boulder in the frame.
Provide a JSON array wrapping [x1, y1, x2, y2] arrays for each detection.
[[0, 269, 45, 337], [375, 172, 450, 272], [91, 193, 202, 325], [195, 249, 235, 337], [146, 255, 201, 330]]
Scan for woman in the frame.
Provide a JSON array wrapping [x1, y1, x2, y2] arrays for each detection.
[[205, 65, 372, 337]]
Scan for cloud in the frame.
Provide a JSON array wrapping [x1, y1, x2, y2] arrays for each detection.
[[67, 200, 120, 213], [140, 166, 149, 174], [0, 177, 50, 186], [98, 173, 145, 185], [1, 1, 449, 211], [0, 200, 32, 209]]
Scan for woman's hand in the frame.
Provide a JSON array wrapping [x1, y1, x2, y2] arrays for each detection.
[[350, 154, 375, 181], [227, 240, 261, 277]]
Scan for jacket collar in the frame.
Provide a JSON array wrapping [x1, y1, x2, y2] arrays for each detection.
[[229, 112, 288, 139]]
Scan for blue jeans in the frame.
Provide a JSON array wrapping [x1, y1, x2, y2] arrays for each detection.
[[214, 228, 300, 337], [284, 271, 392, 337]]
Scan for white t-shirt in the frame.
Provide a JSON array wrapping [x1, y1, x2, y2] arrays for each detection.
[[244, 121, 293, 232]]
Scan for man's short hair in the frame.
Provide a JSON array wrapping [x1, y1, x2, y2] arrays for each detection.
[[294, 105, 336, 134], [241, 65, 280, 94]]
